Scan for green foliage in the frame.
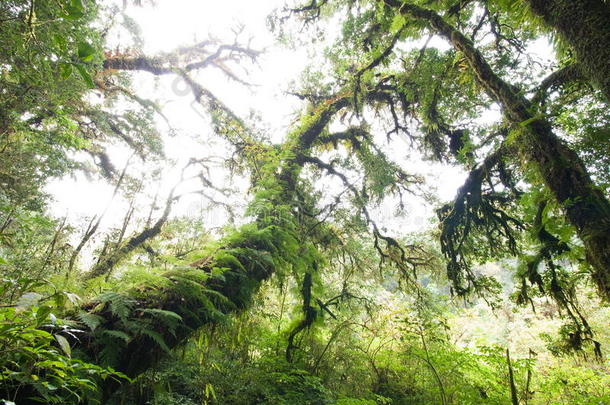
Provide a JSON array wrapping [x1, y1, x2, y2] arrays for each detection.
[[0, 0, 101, 209], [0, 281, 126, 404], [552, 93, 610, 187], [0, 0, 609, 403], [107, 275, 610, 405], [535, 363, 610, 404], [132, 357, 335, 405], [82, 290, 186, 366]]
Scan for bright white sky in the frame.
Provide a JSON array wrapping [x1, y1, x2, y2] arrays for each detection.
[[47, 0, 309, 233]]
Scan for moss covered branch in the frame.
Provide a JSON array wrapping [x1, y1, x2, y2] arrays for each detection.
[[386, 0, 610, 300], [46, 94, 356, 405]]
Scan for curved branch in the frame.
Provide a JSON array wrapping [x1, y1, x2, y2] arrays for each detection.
[[531, 63, 586, 106], [103, 41, 260, 77], [83, 185, 178, 281], [525, 0, 610, 101]]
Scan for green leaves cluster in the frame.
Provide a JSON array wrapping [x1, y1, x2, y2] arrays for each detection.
[[0, 281, 126, 404]]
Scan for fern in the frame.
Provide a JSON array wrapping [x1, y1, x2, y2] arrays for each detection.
[[200, 288, 233, 309], [99, 342, 122, 367], [139, 308, 182, 321], [214, 251, 246, 272], [76, 311, 104, 331], [140, 329, 170, 353], [139, 308, 183, 333], [101, 329, 131, 342], [93, 292, 135, 322]]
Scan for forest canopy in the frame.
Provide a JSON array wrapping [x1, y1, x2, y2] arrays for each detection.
[[0, 0, 608, 404]]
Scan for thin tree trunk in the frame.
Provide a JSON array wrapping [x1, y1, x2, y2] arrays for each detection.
[[419, 326, 448, 405], [526, 0, 610, 101], [83, 190, 174, 281], [275, 283, 288, 356], [40, 217, 67, 274], [68, 215, 98, 274], [115, 203, 135, 248], [68, 156, 131, 275], [387, 1, 610, 300], [524, 349, 535, 404], [286, 271, 317, 363], [0, 208, 15, 236], [506, 348, 520, 405]]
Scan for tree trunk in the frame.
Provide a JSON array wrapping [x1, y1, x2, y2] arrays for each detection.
[[506, 348, 520, 405], [36, 95, 351, 405], [527, 0, 610, 102], [386, 1, 610, 300]]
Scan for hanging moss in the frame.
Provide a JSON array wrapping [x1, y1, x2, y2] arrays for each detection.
[[437, 147, 523, 297]]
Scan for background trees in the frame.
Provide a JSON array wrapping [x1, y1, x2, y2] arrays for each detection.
[[1, 0, 608, 404]]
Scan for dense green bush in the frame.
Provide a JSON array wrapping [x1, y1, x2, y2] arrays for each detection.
[[0, 288, 125, 404]]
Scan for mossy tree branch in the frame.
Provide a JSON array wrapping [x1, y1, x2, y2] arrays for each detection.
[[385, 0, 610, 300], [36, 94, 356, 405], [532, 63, 586, 107], [437, 144, 523, 296]]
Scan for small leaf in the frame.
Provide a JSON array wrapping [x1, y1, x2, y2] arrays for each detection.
[[43, 382, 58, 391], [55, 334, 71, 358], [77, 42, 96, 62], [59, 63, 73, 79], [52, 34, 68, 51], [74, 64, 95, 88], [16, 292, 43, 310], [36, 306, 53, 325], [64, 292, 81, 305], [390, 14, 406, 33], [205, 383, 217, 400], [64, 0, 84, 19]]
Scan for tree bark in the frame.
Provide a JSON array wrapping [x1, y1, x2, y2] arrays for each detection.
[[286, 271, 317, 362], [386, 0, 610, 300], [526, 0, 610, 102]]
